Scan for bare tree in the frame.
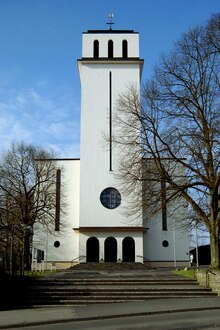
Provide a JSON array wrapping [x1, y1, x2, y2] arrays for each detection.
[[207, 13, 220, 54], [0, 142, 61, 273], [115, 15, 220, 269]]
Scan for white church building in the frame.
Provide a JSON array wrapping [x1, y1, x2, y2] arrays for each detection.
[[33, 25, 189, 269]]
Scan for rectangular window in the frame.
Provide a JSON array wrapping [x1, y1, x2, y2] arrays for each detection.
[[161, 180, 167, 231], [55, 169, 61, 231]]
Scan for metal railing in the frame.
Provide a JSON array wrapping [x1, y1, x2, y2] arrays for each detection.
[[71, 255, 86, 267], [136, 255, 154, 268]]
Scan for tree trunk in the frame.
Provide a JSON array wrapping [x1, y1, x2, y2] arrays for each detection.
[[209, 229, 219, 269]]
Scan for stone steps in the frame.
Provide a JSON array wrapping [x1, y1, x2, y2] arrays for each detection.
[[19, 289, 217, 307], [69, 262, 152, 270], [23, 288, 214, 293], [32, 279, 198, 287], [0, 265, 218, 310], [19, 290, 217, 307], [24, 292, 215, 299]]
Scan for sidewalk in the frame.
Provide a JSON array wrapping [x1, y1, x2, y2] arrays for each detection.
[[1, 297, 220, 329]]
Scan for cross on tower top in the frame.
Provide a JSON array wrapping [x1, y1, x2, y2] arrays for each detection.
[[106, 14, 114, 30]]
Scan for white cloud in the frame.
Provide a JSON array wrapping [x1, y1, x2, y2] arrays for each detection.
[[0, 79, 80, 158], [46, 142, 80, 159]]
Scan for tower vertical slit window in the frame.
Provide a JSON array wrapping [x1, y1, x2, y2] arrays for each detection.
[[122, 40, 128, 58], [93, 40, 99, 58], [55, 169, 61, 231], [109, 71, 112, 171], [108, 40, 113, 58]]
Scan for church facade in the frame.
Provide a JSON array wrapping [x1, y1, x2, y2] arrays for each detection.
[[33, 27, 189, 269]]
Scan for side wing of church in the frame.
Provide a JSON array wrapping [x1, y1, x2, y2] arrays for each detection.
[[33, 27, 189, 269]]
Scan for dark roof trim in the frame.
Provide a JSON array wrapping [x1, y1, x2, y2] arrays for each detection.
[[36, 158, 80, 161], [73, 226, 147, 233], [142, 157, 187, 161], [84, 30, 137, 34], [79, 57, 143, 62], [53, 158, 80, 161]]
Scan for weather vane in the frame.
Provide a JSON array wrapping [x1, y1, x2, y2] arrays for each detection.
[[106, 13, 114, 30]]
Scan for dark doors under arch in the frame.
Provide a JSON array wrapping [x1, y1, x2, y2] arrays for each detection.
[[104, 237, 117, 262], [86, 237, 99, 262], [122, 237, 135, 262]]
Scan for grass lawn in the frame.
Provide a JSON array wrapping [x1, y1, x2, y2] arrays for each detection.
[[173, 269, 197, 279]]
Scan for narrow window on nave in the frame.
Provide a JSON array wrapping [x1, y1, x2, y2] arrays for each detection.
[[93, 40, 99, 58], [55, 169, 61, 231], [108, 40, 113, 58], [161, 179, 167, 231], [122, 40, 128, 58]]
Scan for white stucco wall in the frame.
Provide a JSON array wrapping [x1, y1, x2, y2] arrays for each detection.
[[143, 205, 189, 263], [79, 62, 142, 228], [79, 231, 143, 262], [82, 32, 140, 58], [33, 159, 80, 263]]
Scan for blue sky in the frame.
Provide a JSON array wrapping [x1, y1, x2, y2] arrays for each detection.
[[0, 0, 219, 157]]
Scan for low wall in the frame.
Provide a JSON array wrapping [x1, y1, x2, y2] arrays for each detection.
[[196, 271, 220, 295], [32, 260, 72, 272]]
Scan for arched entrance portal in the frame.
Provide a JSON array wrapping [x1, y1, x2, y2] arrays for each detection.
[[86, 237, 99, 262], [122, 237, 135, 262], [104, 237, 117, 262]]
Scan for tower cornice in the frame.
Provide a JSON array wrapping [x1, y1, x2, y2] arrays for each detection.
[[77, 58, 144, 83], [78, 57, 144, 62]]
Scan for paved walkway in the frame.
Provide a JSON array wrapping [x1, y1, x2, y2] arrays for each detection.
[[1, 297, 220, 329]]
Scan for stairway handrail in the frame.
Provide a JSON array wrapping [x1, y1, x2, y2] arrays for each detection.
[[71, 255, 86, 266], [136, 255, 150, 262]]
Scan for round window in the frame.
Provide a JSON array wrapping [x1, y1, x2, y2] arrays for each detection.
[[54, 241, 60, 248], [162, 240, 169, 247], [100, 187, 121, 209]]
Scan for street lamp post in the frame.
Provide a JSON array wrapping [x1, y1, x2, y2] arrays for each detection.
[[173, 222, 177, 268], [45, 230, 48, 271], [193, 221, 199, 270]]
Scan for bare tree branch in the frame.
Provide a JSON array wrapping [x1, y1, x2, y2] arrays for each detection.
[[114, 15, 220, 269]]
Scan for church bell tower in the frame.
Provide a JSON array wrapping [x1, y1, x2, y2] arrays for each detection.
[[77, 21, 144, 262]]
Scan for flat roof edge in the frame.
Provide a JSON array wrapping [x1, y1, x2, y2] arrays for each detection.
[[83, 30, 138, 34], [36, 158, 80, 161]]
